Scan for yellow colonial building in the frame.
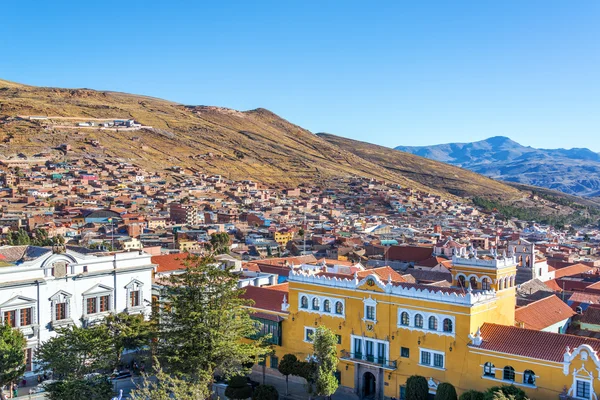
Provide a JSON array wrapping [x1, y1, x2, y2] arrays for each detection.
[[245, 250, 600, 400]]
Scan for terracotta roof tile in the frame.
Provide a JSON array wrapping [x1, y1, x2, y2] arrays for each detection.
[[515, 295, 575, 330], [568, 292, 600, 305], [386, 245, 433, 262], [151, 253, 190, 273], [475, 323, 600, 362], [241, 283, 289, 313], [554, 263, 594, 279], [579, 305, 600, 325]]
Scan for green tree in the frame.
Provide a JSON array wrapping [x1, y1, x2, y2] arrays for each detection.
[[253, 384, 279, 400], [484, 385, 527, 400], [35, 325, 115, 380], [0, 324, 26, 400], [459, 390, 485, 400], [435, 382, 458, 400], [129, 358, 210, 400], [488, 390, 530, 400], [225, 375, 253, 400], [298, 228, 305, 238], [294, 359, 317, 397], [406, 375, 429, 400], [278, 353, 299, 395], [44, 377, 114, 400], [312, 326, 339, 398], [102, 312, 153, 368], [157, 255, 268, 381], [210, 232, 231, 254]]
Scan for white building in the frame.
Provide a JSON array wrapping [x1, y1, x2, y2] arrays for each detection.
[[0, 246, 154, 376]]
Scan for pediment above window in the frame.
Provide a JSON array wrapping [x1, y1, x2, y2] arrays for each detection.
[[49, 290, 72, 303], [125, 279, 144, 290], [82, 283, 113, 296], [0, 295, 36, 309]]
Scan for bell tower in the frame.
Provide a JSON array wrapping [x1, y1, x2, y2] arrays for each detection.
[[450, 246, 518, 326]]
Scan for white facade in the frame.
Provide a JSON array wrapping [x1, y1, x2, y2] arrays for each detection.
[[0, 247, 154, 376]]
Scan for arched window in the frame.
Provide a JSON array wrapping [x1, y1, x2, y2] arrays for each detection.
[[335, 301, 343, 315], [323, 300, 331, 313], [457, 275, 466, 288], [301, 296, 308, 309], [503, 366, 515, 381], [482, 278, 491, 291], [523, 370, 535, 385], [312, 298, 319, 310], [470, 277, 478, 290], [483, 362, 495, 377], [400, 312, 409, 326], [510, 276, 515, 287], [428, 316, 438, 330], [498, 279, 504, 290], [504, 277, 509, 289], [415, 314, 423, 328], [443, 318, 453, 333]]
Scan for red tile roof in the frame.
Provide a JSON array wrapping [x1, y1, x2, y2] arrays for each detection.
[[151, 253, 191, 273], [515, 295, 575, 330], [554, 263, 594, 279], [568, 292, 600, 305], [475, 323, 600, 362], [579, 305, 600, 325], [386, 245, 433, 262], [241, 283, 289, 313], [316, 266, 407, 284]]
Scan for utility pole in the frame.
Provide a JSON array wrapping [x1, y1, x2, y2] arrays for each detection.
[[303, 213, 307, 255]]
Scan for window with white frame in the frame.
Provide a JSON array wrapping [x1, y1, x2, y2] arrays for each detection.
[[297, 293, 344, 318], [419, 348, 445, 369], [50, 291, 72, 323], [397, 309, 455, 336], [82, 284, 113, 316], [363, 297, 377, 323], [304, 327, 315, 343], [575, 379, 591, 399], [350, 334, 389, 364], [0, 296, 37, 328], [125, 280, 144, 310]]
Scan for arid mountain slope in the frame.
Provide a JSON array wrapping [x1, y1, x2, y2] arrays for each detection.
[[317, 133, 523, 200], [0, 79, 435, 192]]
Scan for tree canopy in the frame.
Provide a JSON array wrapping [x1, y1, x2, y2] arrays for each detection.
[[0, 324, 26, 400], [157, 255, 268, 381]]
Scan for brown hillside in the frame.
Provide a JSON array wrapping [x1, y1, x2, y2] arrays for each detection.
[[317, 133, 524, 200], [0, 79, 438, 192]]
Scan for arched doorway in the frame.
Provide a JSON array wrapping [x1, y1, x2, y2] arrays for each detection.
[[363, 372, 376, 399]]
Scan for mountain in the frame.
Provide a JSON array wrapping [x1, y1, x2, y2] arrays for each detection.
[[0, 78, 433, 192], [317, 133, 522, 199], [396, 136, 600, 197], [0, 78, 595, 217]]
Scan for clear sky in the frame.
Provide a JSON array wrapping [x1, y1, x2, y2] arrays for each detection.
[[1, 1, 599, 150]]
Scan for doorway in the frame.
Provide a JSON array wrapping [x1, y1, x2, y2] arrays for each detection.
[[363, 371, 376, 399]]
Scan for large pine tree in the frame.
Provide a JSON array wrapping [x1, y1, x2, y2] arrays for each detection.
[[157, 255, 267, 381], [0, 324, 26, 400]]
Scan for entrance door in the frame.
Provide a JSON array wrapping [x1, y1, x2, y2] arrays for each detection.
[[363, 372, 376, 400]]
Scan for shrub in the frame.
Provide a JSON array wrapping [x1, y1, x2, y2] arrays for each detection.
[[406, 375, 429, 400], [252, 385, 279, 400], [484, 385, 527, 400], [225, 376, 253, 400], [435, 382, 458, 400], [459, 390, 485, 400]]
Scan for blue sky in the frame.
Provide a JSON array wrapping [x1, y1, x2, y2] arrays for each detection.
[[1, 1, 599, 150]]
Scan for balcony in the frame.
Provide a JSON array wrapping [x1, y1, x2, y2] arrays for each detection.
[[340, 350, 397, 370]]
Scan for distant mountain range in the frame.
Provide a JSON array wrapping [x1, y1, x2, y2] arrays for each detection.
[[395, 136, 600, 197]]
